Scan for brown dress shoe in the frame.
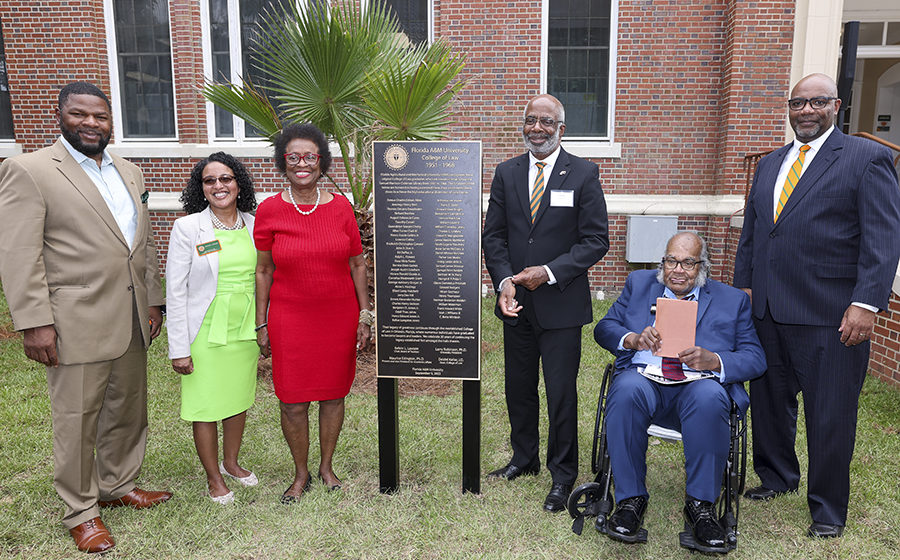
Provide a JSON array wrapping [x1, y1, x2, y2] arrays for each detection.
[[98, 487, 173, 509], [69, 517, 115, 554]]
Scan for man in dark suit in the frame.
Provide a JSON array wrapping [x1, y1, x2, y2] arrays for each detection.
[[0, 82, 171, 554], [595, 232, 766, 553], [482, 94, 609, 511], [733, 73, 900, 538]]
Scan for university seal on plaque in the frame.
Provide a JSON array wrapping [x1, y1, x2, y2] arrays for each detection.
[[383, 144, 409, 171]]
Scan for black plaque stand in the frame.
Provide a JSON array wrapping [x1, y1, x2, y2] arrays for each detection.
[[377, 377, 481, 494], [377, 377, 399, 493]]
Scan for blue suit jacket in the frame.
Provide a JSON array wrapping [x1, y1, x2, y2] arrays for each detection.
[[733, 129, 900, 325], [482, 148, 609, 329], [594, 270, 766, 415]]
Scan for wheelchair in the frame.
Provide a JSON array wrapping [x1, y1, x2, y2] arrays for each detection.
[[567, 363, 747, 553]]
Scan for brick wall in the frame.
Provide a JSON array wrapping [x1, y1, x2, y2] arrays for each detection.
[[870, 293, 900, 386]]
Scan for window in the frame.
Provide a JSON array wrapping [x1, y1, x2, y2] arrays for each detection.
[[384, 0, 429, 46], [204, 0, 303, 140], [0, 19, 14, 139], [547, 0, 613, 138], [109, 0, 176, 138]]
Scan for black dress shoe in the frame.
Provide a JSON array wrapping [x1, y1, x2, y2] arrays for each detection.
[[683, 497, 728, 554], [808, 522, 843, 538], [604, 495, 648, 543], [743, 485, 793, 501], [486, 462, 539, 481], [542, 482, 572, 512]]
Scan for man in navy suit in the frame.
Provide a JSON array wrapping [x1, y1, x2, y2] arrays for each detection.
[[734, 73, 900, 538], [595, 232, 765, 553], [482, 94, 609, 512]]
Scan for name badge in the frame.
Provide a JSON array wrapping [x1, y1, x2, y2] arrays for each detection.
[[550, 190, 574, 207], [196, 240, 222, 257]]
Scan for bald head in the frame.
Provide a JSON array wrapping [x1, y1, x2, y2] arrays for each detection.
[[522, 95, 566, 159], [789, 73, 841, 143]]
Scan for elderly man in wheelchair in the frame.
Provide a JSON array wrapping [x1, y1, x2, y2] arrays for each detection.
[[590, 232, 766, 553]]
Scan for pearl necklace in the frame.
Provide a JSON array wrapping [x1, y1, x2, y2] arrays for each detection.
[[210, 211, 244, 230], [287, 186, 321, 215]]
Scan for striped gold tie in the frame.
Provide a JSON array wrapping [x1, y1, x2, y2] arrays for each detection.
[[774, 145, 810, 223], [530, 161, 546, 222]]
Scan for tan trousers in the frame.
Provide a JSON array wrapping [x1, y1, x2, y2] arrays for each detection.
[[46, 305, 148, 529]]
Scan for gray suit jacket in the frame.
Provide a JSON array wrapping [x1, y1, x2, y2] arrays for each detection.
[[0, 139, 164, 364]]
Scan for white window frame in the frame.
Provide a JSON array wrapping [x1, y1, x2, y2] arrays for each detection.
[[103, 0, 179, 143], [541, 0, 621, 158], [200, 0, 339, 144]]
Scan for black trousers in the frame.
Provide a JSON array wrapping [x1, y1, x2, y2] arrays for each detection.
[[750, 308, 869, 526], [502, 294, 582, 485]]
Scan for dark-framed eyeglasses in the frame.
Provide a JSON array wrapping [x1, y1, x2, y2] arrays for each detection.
[[662, 257, 704, 271], [787, 97, 838, 111], [284, 152, 321, 166], [524, 116, 563, 128], [202, 174, 235, 186]]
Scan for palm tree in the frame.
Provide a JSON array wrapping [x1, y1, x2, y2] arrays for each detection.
[[202, 1, 468, 307]]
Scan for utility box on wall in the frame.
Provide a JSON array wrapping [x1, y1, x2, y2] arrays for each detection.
[[625, 215, 678, 263]]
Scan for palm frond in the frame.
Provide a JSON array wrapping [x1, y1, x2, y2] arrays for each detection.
[[200, 79, 282, 141]]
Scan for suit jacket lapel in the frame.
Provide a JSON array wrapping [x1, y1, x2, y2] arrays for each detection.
[[697, 283, 712, 324], [775, 131, 842, 226], [532, 149, 571, 227], [646, 281, 665, 327], [757, 144, 792, 226], [199, 208, 220, 281], [51, 140, 128, 248], [513, 153, 532, 222]]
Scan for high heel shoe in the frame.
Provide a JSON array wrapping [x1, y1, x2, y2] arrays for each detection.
[[280, 474, 312, 504]]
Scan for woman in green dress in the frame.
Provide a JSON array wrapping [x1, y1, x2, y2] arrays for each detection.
[[166, 152, 259, 504]]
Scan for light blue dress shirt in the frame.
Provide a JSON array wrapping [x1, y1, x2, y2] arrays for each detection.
[[60, 136, 137, 249]]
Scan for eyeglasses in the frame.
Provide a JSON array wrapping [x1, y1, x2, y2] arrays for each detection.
[[524, 116, 563, 128], [662, 257, 704, 271], [787, 97, 838, 111], [284, 152, 321, 166], [202, 175, 235, 186]]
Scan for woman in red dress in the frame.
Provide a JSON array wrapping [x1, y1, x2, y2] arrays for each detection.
[[254, 123, 372, 502]]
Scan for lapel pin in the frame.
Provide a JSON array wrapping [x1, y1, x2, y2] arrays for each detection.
[[559, 170, 566, 175]]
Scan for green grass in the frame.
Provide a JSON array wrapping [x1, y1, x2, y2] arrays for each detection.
[[0, 298, 898, 559]]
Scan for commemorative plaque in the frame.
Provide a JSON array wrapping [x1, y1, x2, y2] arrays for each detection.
[[373, 140, 482, 494], [373, 141, 482, 380]]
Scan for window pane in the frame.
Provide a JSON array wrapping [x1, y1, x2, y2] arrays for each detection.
[[240, 0, 294, 137], [547, 0, 611, 137], [858, 22, 884, 46], [113, 0, 175, 138], [887, 22, 900, 46], [384, 0, 428, 46], [0, 19, 14, 139]]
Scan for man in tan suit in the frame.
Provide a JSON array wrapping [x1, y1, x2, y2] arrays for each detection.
[[0, 82, 171, 554]]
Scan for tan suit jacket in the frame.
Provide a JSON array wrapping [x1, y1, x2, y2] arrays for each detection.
[[0, 138, 164, 364]]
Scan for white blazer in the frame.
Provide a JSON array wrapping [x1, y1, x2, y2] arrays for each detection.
[[166, 207, 256, 359]]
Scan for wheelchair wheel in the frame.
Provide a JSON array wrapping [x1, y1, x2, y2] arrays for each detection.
[[591, 363, 614, 474], [567, 482, 603, 519]]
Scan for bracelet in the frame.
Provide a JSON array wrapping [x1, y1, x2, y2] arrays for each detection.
[[255, 322, 268, 332], [359, 309, 375, 326]]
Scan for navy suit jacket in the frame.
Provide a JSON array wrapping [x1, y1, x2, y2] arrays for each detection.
[[734, 129, 900, 325], [482, 148, 609, 329], [594, 270, 766, 415]]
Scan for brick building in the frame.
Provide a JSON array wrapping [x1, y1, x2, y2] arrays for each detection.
[[0, 0, 898, 384]]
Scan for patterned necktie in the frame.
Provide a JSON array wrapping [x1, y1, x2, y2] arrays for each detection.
[[530, 162, 546, 223], [774, 144, 811, 223], [660, 294, 695, 381]]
